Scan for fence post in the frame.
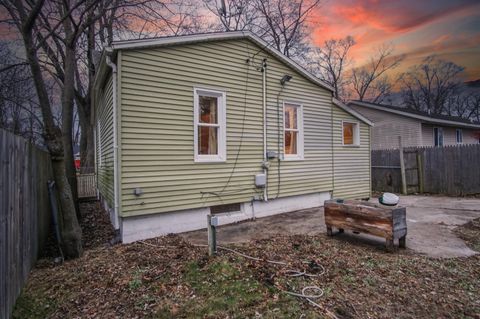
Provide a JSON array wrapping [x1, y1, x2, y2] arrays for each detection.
[[416, 150, 424, 194], [398, 136, 407, 195]]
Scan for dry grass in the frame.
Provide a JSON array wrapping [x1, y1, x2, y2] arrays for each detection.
[[13, 203, 480, 319]]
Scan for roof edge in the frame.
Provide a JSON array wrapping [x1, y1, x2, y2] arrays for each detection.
[[333, 99, 374, 126], [110, 31, 335, 93], [349, 101, 480, 129]]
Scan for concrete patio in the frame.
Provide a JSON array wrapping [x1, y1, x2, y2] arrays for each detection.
[[182, 195, 480, 258]]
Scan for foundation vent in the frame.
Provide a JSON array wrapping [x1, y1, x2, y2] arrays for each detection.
[[210, 203, 241, 215]]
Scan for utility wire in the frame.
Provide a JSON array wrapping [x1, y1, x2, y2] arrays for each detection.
[[202, 41, 259, 203]]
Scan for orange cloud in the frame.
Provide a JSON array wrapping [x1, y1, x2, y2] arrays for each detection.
[[310, 0, 480, 80]]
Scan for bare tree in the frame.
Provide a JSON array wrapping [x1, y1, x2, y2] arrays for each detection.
[[351, 44, 404, 102], [253, 0, 322, 58], [400, 56, 464, 115], [75, 0, 199, 174], [467, 94, 480, 123], [445, 91, 480, 122], [2, 0, 83, 258], [0, 41, 43, 142], [366, 75, 394, 104], [203, 0, 257, 31], [309, 36, 355, 99]]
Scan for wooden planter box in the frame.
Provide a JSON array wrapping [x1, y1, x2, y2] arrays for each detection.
[[324, 199, 407, 252]]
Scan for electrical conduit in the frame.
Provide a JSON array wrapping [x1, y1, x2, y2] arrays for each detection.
[[262, 59, 268, 201]]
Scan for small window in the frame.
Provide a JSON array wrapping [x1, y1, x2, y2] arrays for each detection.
[[194, 88, 226, 162], [434, 127, 444, 147], [342, 121, 360, 146], [456, 129, 463, 144], [284, 102, 304, 160]]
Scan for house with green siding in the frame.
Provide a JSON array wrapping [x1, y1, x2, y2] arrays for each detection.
[[93, 31, 373, 243]]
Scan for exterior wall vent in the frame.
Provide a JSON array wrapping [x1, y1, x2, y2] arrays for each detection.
[[210, 203, 241, 215]]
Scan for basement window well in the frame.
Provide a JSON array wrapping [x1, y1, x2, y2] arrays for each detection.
[[342, 121, 360, 146], [194, 88, 226, 162]]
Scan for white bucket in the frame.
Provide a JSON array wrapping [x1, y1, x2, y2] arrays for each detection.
[[381, 192, 399, 205]]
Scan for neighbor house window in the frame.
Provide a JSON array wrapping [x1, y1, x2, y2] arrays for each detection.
[[284, 102, 304, 160], [456, 129, 463, 144], [342, 121, 360, 146], [434, 127, 443, 146], [194, 88, 226, 162]]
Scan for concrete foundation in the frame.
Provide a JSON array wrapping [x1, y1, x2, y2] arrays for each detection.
[[120, 192, 331, 243], [99, 193, 119, 230]]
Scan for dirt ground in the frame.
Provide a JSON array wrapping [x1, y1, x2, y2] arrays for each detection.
[[13, 197, 480, 319], [183, 195, 480, 258]]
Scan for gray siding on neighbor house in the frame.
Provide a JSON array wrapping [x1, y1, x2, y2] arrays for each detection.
[[421, 124, 479, 146], [332, 106, 371, 199], [352, 105, 422, 149], [95, 73, 115, 207], [118, 39, 340, 218]]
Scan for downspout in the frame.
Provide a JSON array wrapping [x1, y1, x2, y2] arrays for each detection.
[[262, 59, 268, 201], [93, 123, 98, 198], [105, 49, 120, 229], [331, 95, 335, 199]]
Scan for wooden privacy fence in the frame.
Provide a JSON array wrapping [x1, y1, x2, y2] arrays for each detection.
[[372, 143, 480, 196], [0, 129, 53, 319]]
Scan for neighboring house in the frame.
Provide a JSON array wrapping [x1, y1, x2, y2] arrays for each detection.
[[349, 101, 480, 150], [93, 31, 373, 243]]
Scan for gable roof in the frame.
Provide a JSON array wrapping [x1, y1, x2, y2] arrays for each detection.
[[349, 100, 480, 130], [109, 31, 334, 93], [333, 99, 373, 126]]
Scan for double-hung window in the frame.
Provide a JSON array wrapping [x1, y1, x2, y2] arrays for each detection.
[[434, 127, 443, 147], [194, 88, 226, 162], [456, 129, 463, 144], [342, 121, 360, 146], [284, 102, 304, 160]]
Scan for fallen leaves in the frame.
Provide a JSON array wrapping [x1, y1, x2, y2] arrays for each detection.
[[13, 204, 480, 319]]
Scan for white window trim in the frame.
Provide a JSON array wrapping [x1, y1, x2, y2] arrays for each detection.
[[456, 128, 463, 144], [283, 101, 304, 161], [434, 127, 444, 147], [341, 120, 360, 147], [193, 87, 227, 163]]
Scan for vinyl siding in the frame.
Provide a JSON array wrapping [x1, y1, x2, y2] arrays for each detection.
[[332, 106, 371, 199], [421, 124, 480, 146], [118, 39, 335, 217], [352, 105, 422, 149], [95, 74, 115, 207]]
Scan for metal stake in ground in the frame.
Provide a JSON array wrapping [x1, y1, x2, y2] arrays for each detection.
[[207, 215, 218, 256]]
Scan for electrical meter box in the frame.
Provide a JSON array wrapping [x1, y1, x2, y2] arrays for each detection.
[[255, 174, 266, 188]]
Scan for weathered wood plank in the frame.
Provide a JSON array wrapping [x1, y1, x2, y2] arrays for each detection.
[[324, 199, 407, 251], [372, 144, 480, 196], [0, 129, 53, 319]]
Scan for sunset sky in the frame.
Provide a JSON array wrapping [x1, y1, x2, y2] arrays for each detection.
[[1, 0, 478, 80], [311, 0, 480, 80]]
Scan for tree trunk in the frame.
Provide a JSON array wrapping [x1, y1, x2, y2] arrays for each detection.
[[79, 110, 95, 172], [20, 16, 82, 259], [78, 21, 96, 173], [51, 135, 84, 258], [62, 44, 80, 218]]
